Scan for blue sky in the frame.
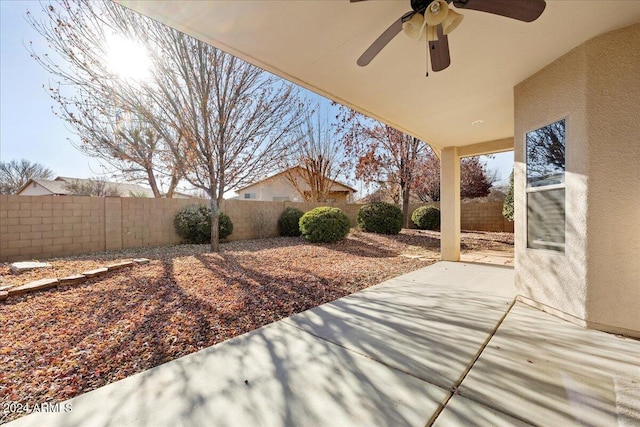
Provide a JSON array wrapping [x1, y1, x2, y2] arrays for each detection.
[[0, 0, 513, 189], [1, 1, 105, 178]]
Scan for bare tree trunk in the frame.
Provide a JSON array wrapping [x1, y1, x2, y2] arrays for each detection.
[[401, 182, 411, 229], [146, 167, 162, 198], [210, 196, 220, 252], [165, 171, 179, 198]]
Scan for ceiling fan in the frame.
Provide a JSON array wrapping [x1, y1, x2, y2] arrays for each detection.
[[353, 0, 546, 74]]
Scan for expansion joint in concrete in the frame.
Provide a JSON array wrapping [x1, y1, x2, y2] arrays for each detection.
[[425, 298, 517, 426]]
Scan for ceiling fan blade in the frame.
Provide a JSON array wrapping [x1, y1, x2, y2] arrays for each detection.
[[429, 25, 451, 72], [453, 0, 546, 22], [357, 17, 403, 66]]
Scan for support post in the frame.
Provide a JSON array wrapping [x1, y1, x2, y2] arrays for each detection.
[[440, 147, 460, 261]]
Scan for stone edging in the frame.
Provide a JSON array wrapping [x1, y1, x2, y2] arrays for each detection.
[[0, 258, 150, 303]]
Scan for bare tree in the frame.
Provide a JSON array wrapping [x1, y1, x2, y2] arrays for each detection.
[[459, 156, 495, 199], [27, 0, 305, 251], [337, 106, 427, 227], [0, 159, 54, 194], [282, 112, 346, 202], [414, 148, 440, 202], [414, 153, 496, 201], [26, 0, 180, 197], [132, 25, 305, 251]]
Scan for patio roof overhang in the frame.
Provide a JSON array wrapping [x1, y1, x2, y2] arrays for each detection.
[[116, 1, 640, 155]]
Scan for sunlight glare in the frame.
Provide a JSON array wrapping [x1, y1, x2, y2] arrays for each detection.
[[106, 33, 152, 83]]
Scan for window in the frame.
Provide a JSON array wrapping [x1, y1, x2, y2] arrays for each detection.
[[243, 193, 256, 199], [272, 196, 290, 202], [526, 119, 566, 252]]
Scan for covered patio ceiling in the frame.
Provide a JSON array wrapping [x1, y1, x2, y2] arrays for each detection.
[[118, 1, 640, 152]]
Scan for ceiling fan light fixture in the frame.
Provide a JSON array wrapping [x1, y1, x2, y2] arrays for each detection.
[[424, 0, 449, 26], [442, 9, 464, 35], [426, 25, 439, 41], [402, 13, 425, 39]]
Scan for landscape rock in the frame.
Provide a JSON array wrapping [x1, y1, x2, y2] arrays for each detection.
[[107, 261, 134, 271], [0, 291, 8, 302], [82, 268, 108, 278], [133, 258, 150, 265], [0, 285, 14, 292], [10, 262, 53, 274], [8, 278, 58, 296], [58, 274, 86, 286]]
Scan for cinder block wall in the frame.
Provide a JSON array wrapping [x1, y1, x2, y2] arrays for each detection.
[[461, 202, 514, 233], [0, 195, 105, 261], [120, 198, 194, 249], [0, 196, 512, 262]]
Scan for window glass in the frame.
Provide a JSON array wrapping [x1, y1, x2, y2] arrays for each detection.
[[526, 119, 565, 187], [526, 119, 566, 252], [527, 189, 565, 250]]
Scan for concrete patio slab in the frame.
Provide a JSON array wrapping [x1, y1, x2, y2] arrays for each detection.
[[7, 261, 639, 427], [432, 394, 532, 427], [456, 302, 640, 426], [6, 321, 449, 427], [284, 262, 514, 391], [385, 261, 515, 299]]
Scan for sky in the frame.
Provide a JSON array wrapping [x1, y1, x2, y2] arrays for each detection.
[[0, 0, 513, 193], [0, 1, 106, 178]]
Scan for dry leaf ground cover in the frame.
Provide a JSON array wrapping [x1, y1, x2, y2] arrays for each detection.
[[0, 230, 512, 424]]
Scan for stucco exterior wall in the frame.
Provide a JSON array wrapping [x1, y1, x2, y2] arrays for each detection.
[[239, 174, 303, 202], [514, 23, 639, 337], [239, 173, 353, 203], [584, 24, 640, 334]]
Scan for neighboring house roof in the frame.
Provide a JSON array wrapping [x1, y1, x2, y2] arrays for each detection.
[[55, 177, 156, 197], [16, 176, 193, 198], [237, 166, 357, 193], [17, 179, 72, 195]]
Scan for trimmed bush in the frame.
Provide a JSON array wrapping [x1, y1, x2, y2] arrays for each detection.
[[218, 212, 234, 240], [412, 206, 441, 230], [357, 202, 403, 235], [278, 207, 304, 237], [299, 207, 350, 243], [174, 204, 233, 243]]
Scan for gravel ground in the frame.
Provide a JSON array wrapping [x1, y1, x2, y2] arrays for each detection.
[[0, 230, 512, 424]]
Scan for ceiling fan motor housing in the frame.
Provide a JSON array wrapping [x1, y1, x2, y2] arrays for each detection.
[[411, 0, 452, 13]]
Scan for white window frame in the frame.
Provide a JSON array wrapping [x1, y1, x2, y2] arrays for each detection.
[[525, 117, 567, 253]]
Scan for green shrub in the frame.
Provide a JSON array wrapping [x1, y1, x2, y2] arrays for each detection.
[[412, 206, 441, 230], [502, 169, 514, 222], [357, 202, 403, 235], [218, 212, 234, 240], [278, 207, 304, 237], [174, 204, 233, 243], [299, 206, 350, 243]]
